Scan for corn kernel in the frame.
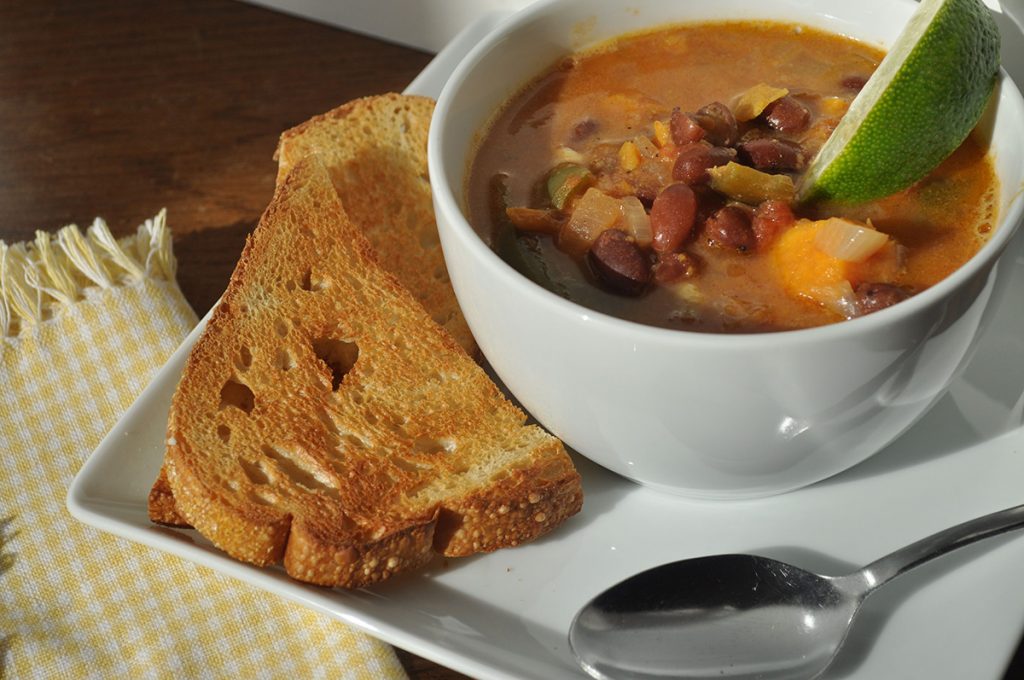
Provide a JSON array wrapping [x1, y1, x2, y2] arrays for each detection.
[[652, 120, 671, 147], [619, 140, 640, 171]]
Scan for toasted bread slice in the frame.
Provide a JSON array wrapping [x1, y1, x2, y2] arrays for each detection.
[[274, 94, 475, 354], [157, 157, 582, 587]]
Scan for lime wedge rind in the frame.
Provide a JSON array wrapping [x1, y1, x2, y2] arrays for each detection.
[[798, 0, 1000, 204]]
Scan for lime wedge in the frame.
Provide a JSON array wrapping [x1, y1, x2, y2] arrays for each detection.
[[798, 0, 1000, 203]]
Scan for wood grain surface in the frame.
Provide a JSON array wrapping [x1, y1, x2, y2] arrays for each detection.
[[0, 0, 468, 677]]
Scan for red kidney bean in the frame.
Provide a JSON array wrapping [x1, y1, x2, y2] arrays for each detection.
[[841, 75, 869, 91], [573, 118, 599, 141], [653, 251, 700, 283], [670, 109, 705, 145], [764, 96, 810, 133], [588, 229, 651, 295], [650, 183, 698, 254], [694, 187, 726, 225], [738, 137, 805, 172], [704, 206, 755, 253], [693, 102, 739, 146], [854, 282, 910, 315], [672, 143, 736, 185], [751, 200, 796, 250]]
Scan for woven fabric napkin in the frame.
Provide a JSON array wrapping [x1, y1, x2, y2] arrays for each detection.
[[0, 212, 406, 679]]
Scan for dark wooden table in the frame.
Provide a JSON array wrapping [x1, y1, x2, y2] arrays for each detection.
[[0, 0, 466, 677]]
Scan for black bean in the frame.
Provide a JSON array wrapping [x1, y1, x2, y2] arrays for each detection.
[[704, 206, 755, 253], [854, 282, 910, 315], [738, 138, 805, 172], [672, 143, 736, 185], [588, 229, 650, 295], [764, 96, 810, 133], [693, 102, 739, 146]]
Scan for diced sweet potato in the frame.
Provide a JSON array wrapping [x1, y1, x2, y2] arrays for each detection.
[[773, 220, 852, 299], [773, 220, 903, 308]]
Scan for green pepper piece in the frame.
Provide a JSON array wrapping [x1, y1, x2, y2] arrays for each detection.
[[547, 164, 594, 210]]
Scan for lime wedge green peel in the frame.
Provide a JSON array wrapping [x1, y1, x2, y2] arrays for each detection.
[[798, 0, 1000, 204]]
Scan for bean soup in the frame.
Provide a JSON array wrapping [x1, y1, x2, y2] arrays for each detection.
[[466, 21, 997, 332]]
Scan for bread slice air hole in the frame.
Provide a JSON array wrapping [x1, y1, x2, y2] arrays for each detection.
[[217, 424, 232, 443], [238, 458, 270, 485], [314, 408, 342, 442], [392, 456, 430, 474], [259, 444, 336, 492], [219, 378, 255, 414], [385, 419, 410, 438], [413, 437, 457, 455], [312, 337, 359, 390], [236, 345, 253, 371], [341, 271, 364, 291], [342, 433, 368, 449], [299, 268, 328, 291], [274, 348, 296, 371], [247, 489, 275, 506]]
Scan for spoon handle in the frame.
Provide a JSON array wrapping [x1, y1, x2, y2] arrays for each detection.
[[858, 503, 1024, 590]]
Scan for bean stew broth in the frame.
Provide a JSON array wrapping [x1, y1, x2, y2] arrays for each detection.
[[466, 22, 996, 332]]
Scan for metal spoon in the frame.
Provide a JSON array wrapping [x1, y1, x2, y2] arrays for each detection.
[[569, 503, 1024, 680]]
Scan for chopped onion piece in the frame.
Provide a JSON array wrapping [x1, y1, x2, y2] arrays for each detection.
[[559, 187, 620, 255], [618, 196, 652, 247], [814, 218, 889, 262], [807, 281, 859, 319], [553, 146, 587, 165], [633, 135, 660, 159]]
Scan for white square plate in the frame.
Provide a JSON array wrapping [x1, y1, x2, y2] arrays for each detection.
[[69, 13, 1024, 680]]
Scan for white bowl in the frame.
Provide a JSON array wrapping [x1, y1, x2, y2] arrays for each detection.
[[429, 0, 1024, 498]]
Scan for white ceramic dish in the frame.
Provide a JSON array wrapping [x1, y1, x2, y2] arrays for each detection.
[[68, 12, 1024, 680], [429, 0, 1024, 499]]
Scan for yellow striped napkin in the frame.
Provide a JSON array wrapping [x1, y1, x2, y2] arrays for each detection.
[[0, 212, 406, 679]]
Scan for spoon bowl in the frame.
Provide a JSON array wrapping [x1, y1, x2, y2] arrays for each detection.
[[569, 504, 1024, 679]]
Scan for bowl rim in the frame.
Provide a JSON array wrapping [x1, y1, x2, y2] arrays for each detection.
[[428, 0, 1024, 349]]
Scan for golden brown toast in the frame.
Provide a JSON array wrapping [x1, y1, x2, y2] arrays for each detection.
[[274, 93, 475, 354], [153, 157, 582, 587]]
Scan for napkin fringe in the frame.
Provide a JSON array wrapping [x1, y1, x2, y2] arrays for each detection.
[[0, 209, 175, 337]]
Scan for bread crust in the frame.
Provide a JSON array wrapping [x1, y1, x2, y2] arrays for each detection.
[[154, 155, 582, 588]]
